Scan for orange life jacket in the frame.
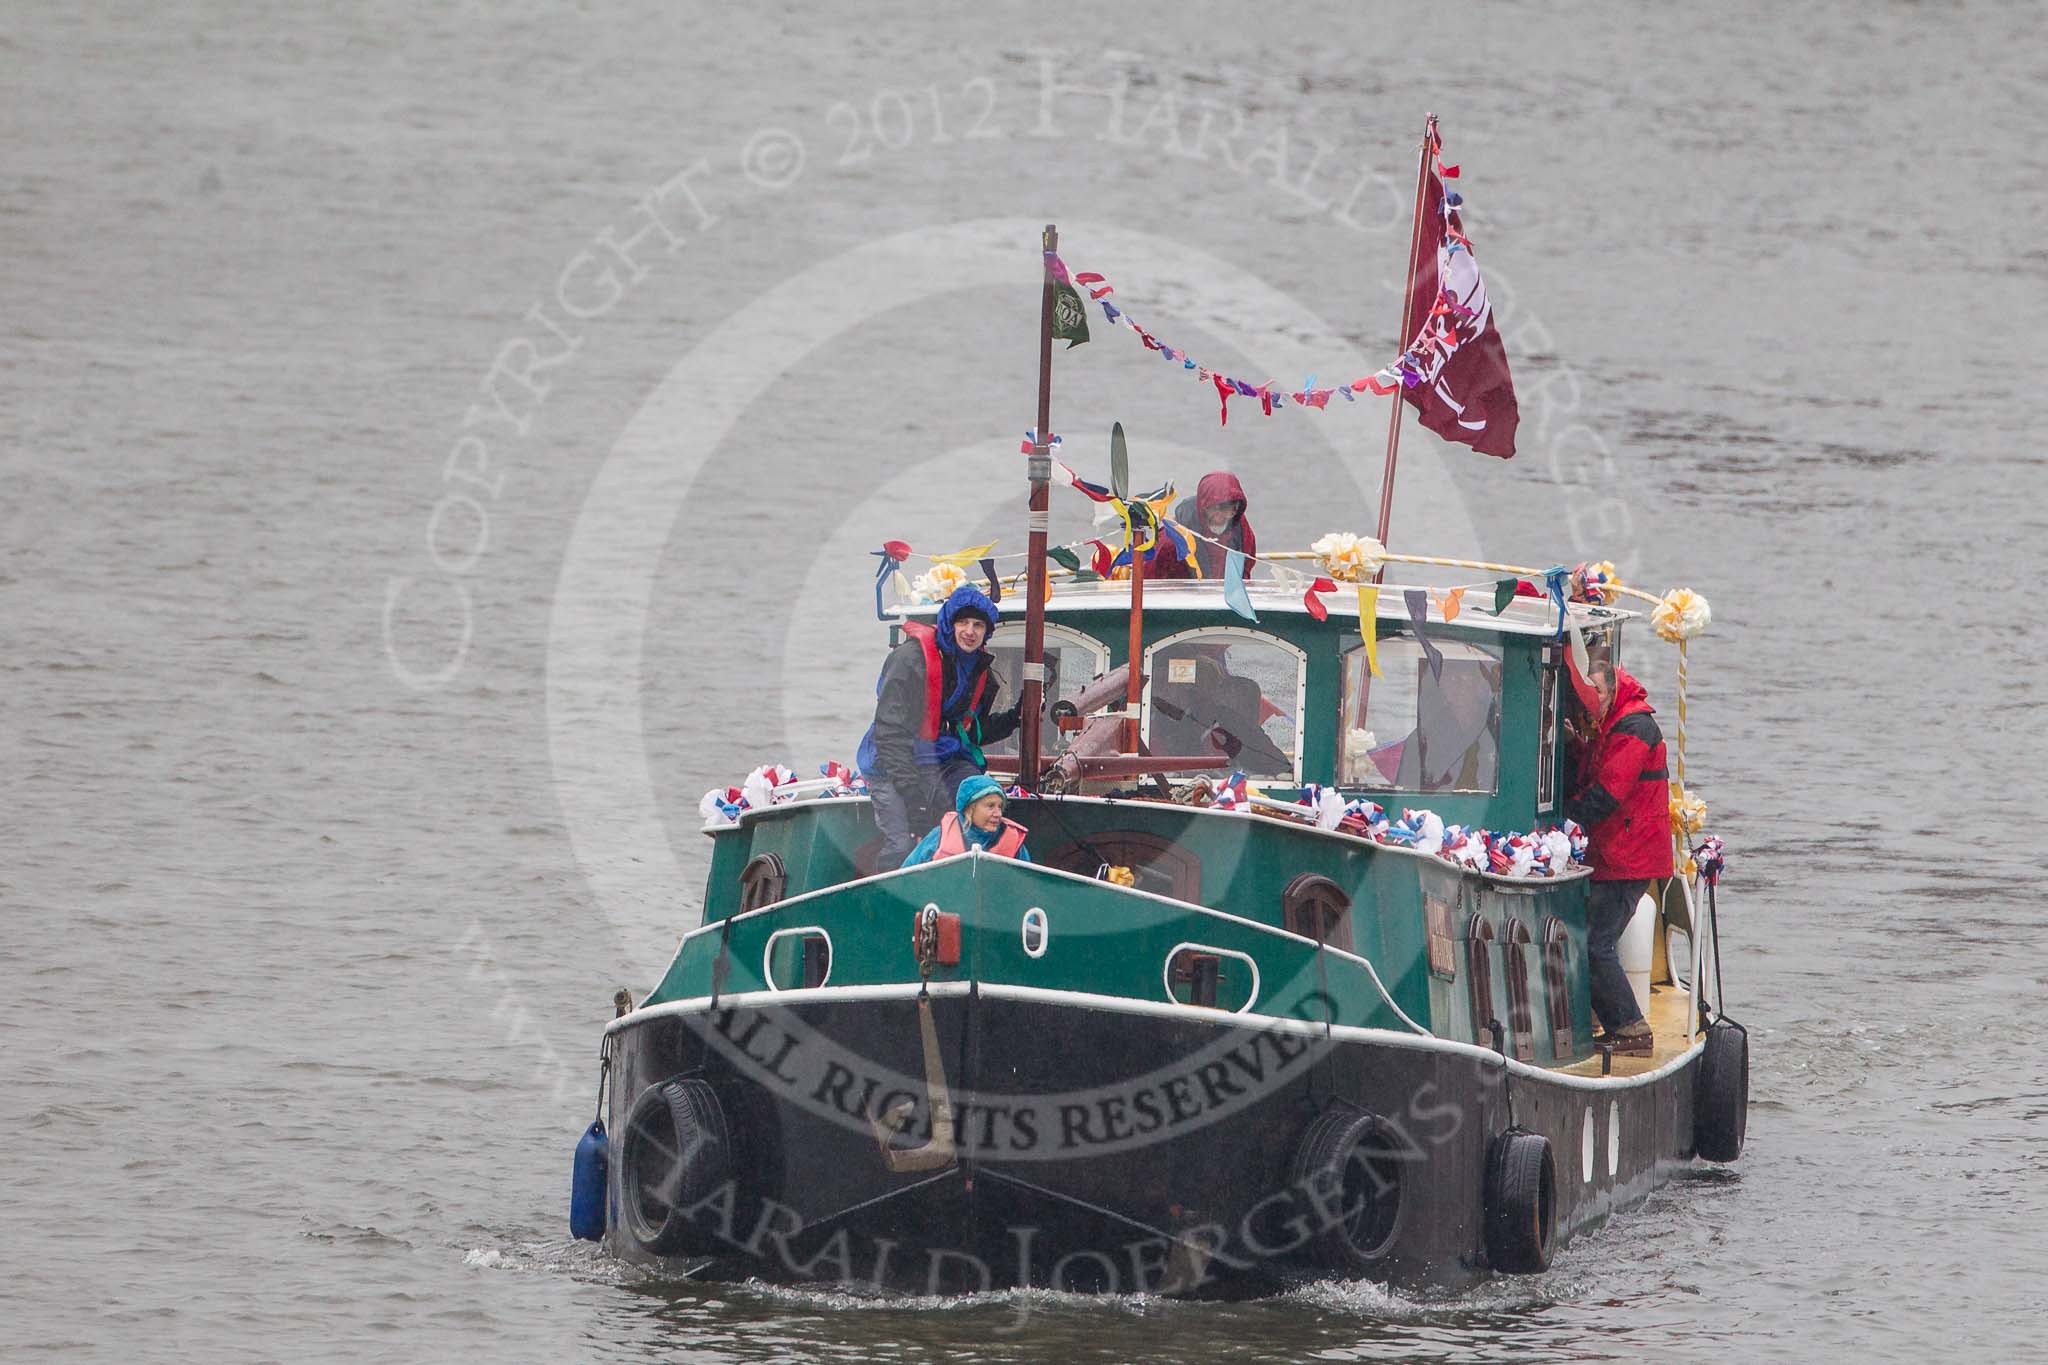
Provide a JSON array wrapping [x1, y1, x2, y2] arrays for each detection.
[[935, 811, 1028, 859], [899, 621, 989, 741]]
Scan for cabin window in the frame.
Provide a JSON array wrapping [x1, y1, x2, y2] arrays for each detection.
[[1537, 649, 1560, 812], [1549, 623, 1620, 808], [1338, 635, 1502, 793], [738, 853, 788, 912], [1543, 917, 1573, 1058], [1467, 915, 1497, 1043], [984, 623, 1112, 758], [1505, 920, 1536, 1061], [1281, 873, 1354, 953], [1584, 621, 1620, 677], [1040, 830, 1202, 902], [1142, 628, 1306, 783]]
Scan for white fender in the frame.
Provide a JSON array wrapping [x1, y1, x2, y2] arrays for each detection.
[[1620, 890, 1658, 1019]]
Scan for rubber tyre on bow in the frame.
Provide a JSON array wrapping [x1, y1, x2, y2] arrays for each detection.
[[1289, 1107, 1404, 1273], [1483, 1129, 1556, 1274], [617, 1077, 733, 1256], [1694, 1019, 1748, 1163]]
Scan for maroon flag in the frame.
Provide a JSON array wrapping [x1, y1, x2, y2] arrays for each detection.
[[1395, 127, 1519, 458]]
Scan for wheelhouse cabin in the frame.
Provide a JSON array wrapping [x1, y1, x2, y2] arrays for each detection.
[[645, 577, 1661, 1067]]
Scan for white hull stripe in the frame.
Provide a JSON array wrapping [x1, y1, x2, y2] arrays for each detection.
[[606, 980, 1703, 1093]]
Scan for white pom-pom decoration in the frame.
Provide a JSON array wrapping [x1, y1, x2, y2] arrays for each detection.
[[1412, 809, 1446, 856], [1652, 587, 1711, 643], [910, 561, 969, 604], [1309, 531, 1387, 584]]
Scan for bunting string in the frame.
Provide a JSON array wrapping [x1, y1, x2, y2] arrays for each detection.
[[1043, 132, 1495, 430]]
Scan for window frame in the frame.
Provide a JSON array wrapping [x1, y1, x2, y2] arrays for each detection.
[[1543, 916, 1574, 1059], [1467, 914, 1497, 1044], [738, 852, 788, 913], [1140, 625, 1309, 785], [1281, 872, 1354, 954], [1337, 631, 1504, 795], [1537, 647, 1561, 813], [1504, 919, 1536, 1061], [983, 621, 1112, 757]]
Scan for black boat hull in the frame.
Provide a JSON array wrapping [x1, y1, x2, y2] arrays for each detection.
[[604, 985, 1706, 1296]]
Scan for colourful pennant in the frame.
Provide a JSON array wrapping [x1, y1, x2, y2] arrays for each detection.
[[1223, 549, 1257, 622], [1543, 566, 1570, 639], [1303, 575, 1336, 622], [1356, 585, 1381, 677], [1405, 588, 1444, 683], [933, 541, 997, 567]]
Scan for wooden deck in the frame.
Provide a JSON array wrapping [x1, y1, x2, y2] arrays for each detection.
[[1558, 984, 1700, 1078]]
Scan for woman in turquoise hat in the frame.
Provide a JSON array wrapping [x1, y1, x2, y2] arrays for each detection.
[[902, 773, 1033, 866]]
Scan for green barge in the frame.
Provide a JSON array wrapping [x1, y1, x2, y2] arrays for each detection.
[[598, 577, 1746, 1294]]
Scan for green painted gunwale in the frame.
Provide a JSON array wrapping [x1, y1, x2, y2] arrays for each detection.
[[649, 793, 1600, 1064]]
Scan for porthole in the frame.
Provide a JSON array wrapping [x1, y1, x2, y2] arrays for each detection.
[[1021, 907, 1049, 959], [1581, 1105, 1596, 1185], [762, 927, 832, 991], [1163, 943, 1260, 1013], [1608, 1099, 1622, 1178]]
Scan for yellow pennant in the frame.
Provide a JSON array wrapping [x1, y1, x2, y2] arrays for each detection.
[[1436, 586, 1465, 622], [1356, 586, 1382, 677], [931, 541, 997, 567]]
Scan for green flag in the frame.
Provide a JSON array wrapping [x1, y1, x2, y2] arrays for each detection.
[[1051, 282, 1090, 349], [1047, 545, 1080, 572], [1491, 577, 1518, 615]]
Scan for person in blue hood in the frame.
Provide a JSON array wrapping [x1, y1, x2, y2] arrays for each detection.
[[901, 773, 1033, 867], [857, 584, 1021, 870]]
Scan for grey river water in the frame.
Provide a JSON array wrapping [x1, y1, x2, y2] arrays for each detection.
[[6, 3, 2045, 1361]]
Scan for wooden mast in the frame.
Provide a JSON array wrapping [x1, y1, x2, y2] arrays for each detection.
[[1115, 426, 1145, 753], [1017, 224, 1058, 791], [1372, 113, 1440, 561]]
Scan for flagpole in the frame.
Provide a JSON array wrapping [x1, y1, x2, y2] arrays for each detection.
[[1018, 224, 1058, 791], [1124, 514, 1145, 754], [1372, 113, 1439, 562]]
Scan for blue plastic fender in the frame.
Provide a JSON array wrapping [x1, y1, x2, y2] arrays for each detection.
[[570, 1119, 609, 1241]]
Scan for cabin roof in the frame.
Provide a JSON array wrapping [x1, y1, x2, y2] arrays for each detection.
[[887, 576, 1634, 638]]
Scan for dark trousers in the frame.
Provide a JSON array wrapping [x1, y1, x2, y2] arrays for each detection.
[[1587, 878, 1651, 1033], [869, 758, 982, 871]]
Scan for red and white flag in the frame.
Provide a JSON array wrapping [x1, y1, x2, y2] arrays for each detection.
[[1385, 125, 1520, 458]]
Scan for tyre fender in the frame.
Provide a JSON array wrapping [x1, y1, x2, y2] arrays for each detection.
[[1288, 1107, 1405, 1273], [617, 1077, 734, 1256], [1694, 1019, 1749, 1163], [1483, 1129, 1556, 1274]]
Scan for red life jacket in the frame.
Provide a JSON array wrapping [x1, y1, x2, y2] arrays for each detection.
[[899, 621, 989, 741], [935, 811, 1029, 859]]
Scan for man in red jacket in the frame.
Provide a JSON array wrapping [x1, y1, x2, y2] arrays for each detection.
[[1562, 657, 1674, 1055]]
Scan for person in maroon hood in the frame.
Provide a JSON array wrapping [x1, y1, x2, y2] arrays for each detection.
[[1562, 656, 1674, 1055], [1169, 471, 1256, 579]]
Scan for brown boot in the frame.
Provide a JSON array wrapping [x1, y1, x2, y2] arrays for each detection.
[[1600, 1024, 1654, 1056], [1605, 1023, 1654, 1055]]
